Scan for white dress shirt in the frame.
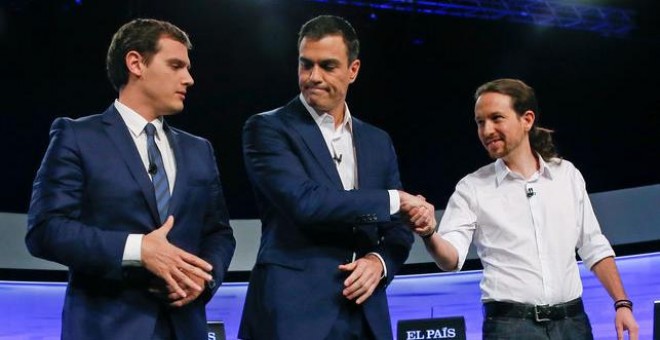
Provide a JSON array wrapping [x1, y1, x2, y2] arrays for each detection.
[[114, 99, 177, 264], [438, 156, 615, 305]]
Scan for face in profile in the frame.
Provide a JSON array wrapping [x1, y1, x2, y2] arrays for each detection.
[[298, 34, 360, 115], [474, 92, 533, 161], [136, 36, 194, 116]]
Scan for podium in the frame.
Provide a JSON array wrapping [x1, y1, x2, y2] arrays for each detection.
[[654, 301, 659, 340], [397, 316, 466, 340], [207, 321, 226, 340]]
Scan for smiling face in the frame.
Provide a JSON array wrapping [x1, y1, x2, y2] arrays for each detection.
[[298, 34, 360, 117], [474, 91, 534, 162]]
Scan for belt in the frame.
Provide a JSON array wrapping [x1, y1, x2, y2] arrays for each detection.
[[483, 298, 585, 322]]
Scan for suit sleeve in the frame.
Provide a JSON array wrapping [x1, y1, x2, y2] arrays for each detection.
[[371, 140, 414, 284], [198, 140, 236, 301], [26, 118, 129, 280], [242, 113, 392, 227]]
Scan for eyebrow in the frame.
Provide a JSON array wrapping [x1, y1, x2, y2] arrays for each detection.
[[298, 56, 340, 65], [167, 57, 192, 69]]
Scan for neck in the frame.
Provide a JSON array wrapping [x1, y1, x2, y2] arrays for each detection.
[[333, 112, 345, 129], [328, 106, 345, 130], [118, 87, 159, 122], [502, 144, 539, 179]]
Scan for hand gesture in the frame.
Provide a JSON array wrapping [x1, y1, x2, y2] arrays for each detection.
[[166, 272, 208, 307], [400, 192, 436, 237], [338, 254, 383, 304], [141, 216, 214, 299]]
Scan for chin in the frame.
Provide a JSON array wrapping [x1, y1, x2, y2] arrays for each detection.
[[487, 150, 504, 160], [305, 99, 327, 112], [167, 103, 185, 114]]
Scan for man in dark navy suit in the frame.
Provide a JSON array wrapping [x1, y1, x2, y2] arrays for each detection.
[[238, 15, 435, 340], [27, 18, 235, 340]]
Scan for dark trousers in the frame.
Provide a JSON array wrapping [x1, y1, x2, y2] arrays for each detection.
[[152, 308, 177, 340], [482, 298, 594, 340], [325, 300, 376, 340]]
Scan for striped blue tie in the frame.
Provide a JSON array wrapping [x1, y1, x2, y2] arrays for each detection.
[[144, 123, 170, 224]]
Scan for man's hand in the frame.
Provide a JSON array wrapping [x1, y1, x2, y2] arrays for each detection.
[[399, 191, 426, 214], [141, 216, 214, 299], [408, 200, 437, 237], [338, 254, 383, 304], [166, 272, 207, 307], [615, 307, 639, 340], [399, 192, 436, 236]]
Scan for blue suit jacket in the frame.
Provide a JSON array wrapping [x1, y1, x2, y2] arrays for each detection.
[[238, 97, 413, 340], [26, 105, 236, 340]]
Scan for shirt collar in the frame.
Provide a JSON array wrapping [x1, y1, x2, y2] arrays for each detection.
[[494, 153, 554, 186], [114, 99, 165, 139], [494, 159, 509, 186], [299, 94, 353, 133], [538, 156, 555, 180]]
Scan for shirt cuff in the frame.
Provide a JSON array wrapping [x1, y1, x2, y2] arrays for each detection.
[[122, 234, 143, 266], [367, 252, 388, 279], [387, 189, 400, 215]]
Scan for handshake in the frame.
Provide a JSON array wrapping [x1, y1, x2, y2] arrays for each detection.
[[398, 191, 437, 238]]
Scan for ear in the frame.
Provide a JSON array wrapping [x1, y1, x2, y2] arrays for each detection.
[[521, 110, 536, 131], [125, 50, 144, 78], [348, 59, 360, 84]]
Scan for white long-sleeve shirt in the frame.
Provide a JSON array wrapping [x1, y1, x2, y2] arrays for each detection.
[[439, 157, 614, 305]]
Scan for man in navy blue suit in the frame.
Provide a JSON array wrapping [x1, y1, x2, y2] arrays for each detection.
[[238, 15, 436, 340], [26, 18, 236, 339]]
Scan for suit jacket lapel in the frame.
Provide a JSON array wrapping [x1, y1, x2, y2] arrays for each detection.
[[286, 98, 343, 188], [164, 123, 185, 218], [352, 118, 367, 189], [102, 105, 161, 226]]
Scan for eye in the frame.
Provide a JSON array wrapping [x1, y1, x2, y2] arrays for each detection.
[[320, 61, 338, 71], [299, 59, 313, 70], [169, 61, 186, 70]]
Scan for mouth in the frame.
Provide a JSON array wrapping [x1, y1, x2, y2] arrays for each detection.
[[304, 86, 326, 94], [484, 138, 502, 148], [176, 91, 187, 100]]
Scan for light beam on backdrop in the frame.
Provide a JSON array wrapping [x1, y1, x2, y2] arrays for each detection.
[[307, 0, 636, 37]]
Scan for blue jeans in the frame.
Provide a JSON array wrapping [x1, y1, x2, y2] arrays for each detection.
[[483, 312, 594, 340]]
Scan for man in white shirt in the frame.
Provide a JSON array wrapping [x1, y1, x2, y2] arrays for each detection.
[[411, 78, 638, 339]]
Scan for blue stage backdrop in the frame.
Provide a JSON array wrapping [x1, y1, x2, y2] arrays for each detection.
[[1, 252, 658, 339]]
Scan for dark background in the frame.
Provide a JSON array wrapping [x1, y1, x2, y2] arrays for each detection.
[[2, 0, 659, 219]]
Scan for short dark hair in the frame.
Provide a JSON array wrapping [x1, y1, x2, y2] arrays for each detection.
[[106, 18, 192, 91], [297, 15, 360, 63], [475, 78, 560, 161]]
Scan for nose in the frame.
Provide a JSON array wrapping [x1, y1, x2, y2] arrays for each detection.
[[481, 120, 494, 135], [308, 65, 321, 82], [479, 120, 495, 139], [183, 69, 194, 87]]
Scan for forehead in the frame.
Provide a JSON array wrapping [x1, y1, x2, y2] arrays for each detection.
[[154, 37, 190, 60], [299, 35, 349, 62], [475, 92, 514, 114]]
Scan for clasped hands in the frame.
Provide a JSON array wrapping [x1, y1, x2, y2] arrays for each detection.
[[337, 191, 437, 305], [141, 216, 213, 307], [399, 191, 437, 238]]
